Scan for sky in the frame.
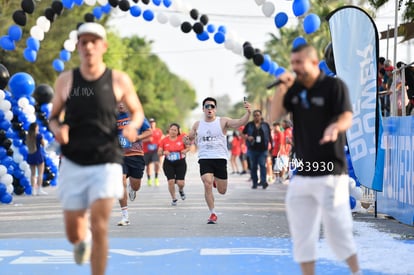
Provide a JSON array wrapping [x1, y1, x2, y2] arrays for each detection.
[[107, 0, 412, 120]]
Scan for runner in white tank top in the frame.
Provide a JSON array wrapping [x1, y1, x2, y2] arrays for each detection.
[[184, 97, 251, 224]]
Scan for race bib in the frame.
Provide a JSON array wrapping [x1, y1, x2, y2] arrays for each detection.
[[119, 136, 132, 149], [255, 136, 261, 143], [167, 152, 181, 162], [148, 144, 157, 151]]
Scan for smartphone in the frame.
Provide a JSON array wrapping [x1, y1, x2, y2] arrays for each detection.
[[243, 96, 247, 103]]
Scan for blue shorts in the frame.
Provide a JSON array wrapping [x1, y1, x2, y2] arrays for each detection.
[[123, 155, 145, 179]]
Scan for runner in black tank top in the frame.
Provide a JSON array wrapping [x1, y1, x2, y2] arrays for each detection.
[[62, 68, 122, 165]]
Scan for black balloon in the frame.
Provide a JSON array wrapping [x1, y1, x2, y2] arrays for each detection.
[[200, 14, 209, 25], [51, 1, 64, 15], [243, 46, 255, 59], [119, 0, 130, 11], [190, 9, 199, 20], [181, 22, 192, 33], [2, 139, 12, 149], [108, 0, 119, 7], [253, 53, 264, 66], [193, 22, 204, 34], [243, 41, 252, 48], [324, 42, 336, 74], [18, 129, 26, 139], [6, 148, 13, 156], [0, 129, 6, 140], [132, 0, 139, 3], [12, 10, 27, 26], [0, 64, 10, 90], [142, 0, 150, 4], [21, 0, 35, 14], [44, 7, 56, 22], [84, 13, 95, 22], [33, 84, 54, 105]]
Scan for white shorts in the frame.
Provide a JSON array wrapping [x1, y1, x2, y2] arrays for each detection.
[[57, 157, 123, 210], [286, 174, 357, 263]]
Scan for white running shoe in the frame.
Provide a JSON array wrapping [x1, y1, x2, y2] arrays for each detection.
[[127, 183, 136, 201], [73, 236, 91, 265], [37, 188, 48, 195], [117, 216, 130, 226]]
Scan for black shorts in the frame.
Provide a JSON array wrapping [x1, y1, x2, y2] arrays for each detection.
[[144, 151, 159, 165], [123, 155, 145, 179], [198, 158, 227, 180], [163, 158, 187, 180]]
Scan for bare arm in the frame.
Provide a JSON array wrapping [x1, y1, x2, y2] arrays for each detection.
[[270, 71, 295, 123], [183, 121, 199, 145], [225, 101, 252, 129], [114, 70, 145, 142], [137, 129, 152, 142], [320, 111, 353, 144], [50, 71, 71, 145]]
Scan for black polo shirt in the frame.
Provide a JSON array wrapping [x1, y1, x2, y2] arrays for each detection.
[[283, 72, 352, 176]]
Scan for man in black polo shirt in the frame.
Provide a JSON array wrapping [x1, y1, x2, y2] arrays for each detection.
[[270, 44, 361, 275]]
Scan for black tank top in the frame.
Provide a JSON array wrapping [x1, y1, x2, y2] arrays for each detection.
[[61, 68, 123, 165]]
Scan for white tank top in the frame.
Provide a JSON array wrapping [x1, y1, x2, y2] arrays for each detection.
[[196, 117, 228, 159]]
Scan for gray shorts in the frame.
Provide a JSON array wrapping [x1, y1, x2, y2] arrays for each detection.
[[57, 157, 123, 210]]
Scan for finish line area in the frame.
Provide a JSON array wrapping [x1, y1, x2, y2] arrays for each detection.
[[0, 237, 387, 275]]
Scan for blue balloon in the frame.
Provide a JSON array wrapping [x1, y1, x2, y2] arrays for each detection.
[[218, 26, 227, 34], [92, 7, 103, 20], [59, 49, 71, 62], [207, 24, 216, 33], [13, 138, 23, 147], [8, 72, 35, 98], [52, 59, 65, 72], [101, 3, 112, 14], [292, 0, 310, 17], [2, 156, 13, 167], [26, 37, 40, 51], [153, 0, 161, 6], [274, 67, 286, 77], [319, 60, 335, 76], [303, 13, 321, 34], [0, 36, 16, 51], [43, 131, 54, 142], [349, 196, 356, 209], [62, 0, 75, 9], [0, 110, 4, 120], [74, 0, 84, 6], [163, 0, 172, 8], [8, 25, 23, 41], [260, 55, 271, 72], [26, 96, 36, 105], [197, 31, 209, 41], [292, 36, 307, 49], [0, 192, 12, 204], [19, 145, 28, 158], [130, 5, 142, 17], [0, 183, 6, 196], [23, 48, 37, 63], [274, 12, 288, 29], [143, 10, 154, 21], [213, 32, 225, 44], [0, 147, 6, 159], [7, 165, 14, 175]]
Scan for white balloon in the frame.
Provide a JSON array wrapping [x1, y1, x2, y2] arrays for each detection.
[[0, 90, 5, 100], [348, 177, 356, 189], [36, 16, 51, 33], [27, 114, 36, 123], [0, 174, 13, 185], [69, 30, 78, 42], [4, 110, 13, 121], [262, 1, 275, 17], [30, 25, 45, 41], [157, 12, 169, 24], [255, 0, 265, 5], [6, 183, 14, 195], [169, 15, 182, 28], [18, 97, 29, 108], [172, 0, 184, 11], [13, 153, 23, 163], [0, 165, 7, 176], [23, 105, 35, 115], [64, 39, 77, 52], [97, 0, 108, 5], [19, 161, 28, 171], [84, 0, 97, 6], [224, 39, 234, 51], [232, 42, 243, 56], [0, 100, 11, 111], [351, 186, 363, 201]]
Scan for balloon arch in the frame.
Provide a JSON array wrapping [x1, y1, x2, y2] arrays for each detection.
[[0, 0, 334, 204]]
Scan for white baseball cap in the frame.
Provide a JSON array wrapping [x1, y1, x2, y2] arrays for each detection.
[[77, 22, 106, 40]]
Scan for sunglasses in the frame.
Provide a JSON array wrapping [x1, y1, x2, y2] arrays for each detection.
[[204, 104, 216, 109]]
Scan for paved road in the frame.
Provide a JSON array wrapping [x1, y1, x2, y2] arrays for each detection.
[[0, 153, 413, 275]]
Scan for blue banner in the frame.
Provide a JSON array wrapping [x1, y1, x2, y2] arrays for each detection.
[[327, 6, 384, 191]]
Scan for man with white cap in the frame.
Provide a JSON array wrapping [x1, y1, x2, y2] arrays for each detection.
[[49, 22, 145, 275]]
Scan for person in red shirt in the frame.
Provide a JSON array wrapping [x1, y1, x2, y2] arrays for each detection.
[[143, 118, 164, 186], [230, 131, 242, 174], [158, 123, 190, 206], [271, 122, 287, 183]]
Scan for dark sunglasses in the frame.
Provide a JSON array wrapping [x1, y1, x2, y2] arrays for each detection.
[[204, 104, 216, 109]]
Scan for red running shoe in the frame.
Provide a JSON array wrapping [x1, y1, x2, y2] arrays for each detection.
[[207, 213, 218, 224]]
